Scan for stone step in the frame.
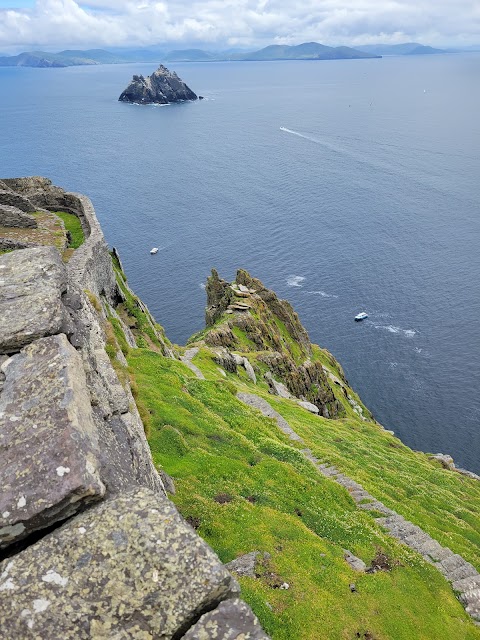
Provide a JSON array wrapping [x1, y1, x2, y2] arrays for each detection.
[[453, 575, 480, 593], [440, 554, 468, 573], [446, 563, 478, 583]]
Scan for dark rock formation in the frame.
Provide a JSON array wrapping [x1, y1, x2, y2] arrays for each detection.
[[183, 598, 270, 639], [0, 188, 36, 213], [0, 205, 37, 228], [202, 268, 343, 417], [119, 65, 198, 104]]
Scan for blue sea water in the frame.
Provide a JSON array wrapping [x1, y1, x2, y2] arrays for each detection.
[[1, 54, 479, 472]]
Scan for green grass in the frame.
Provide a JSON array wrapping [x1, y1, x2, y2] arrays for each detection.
[[54, 211, 85, 249], [127, 347, 480, 640], [0, 249, 13, 255]]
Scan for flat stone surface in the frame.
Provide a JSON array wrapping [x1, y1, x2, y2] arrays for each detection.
[[0, 334, 105, 549], [182, 598, 270, 639], [0, 246, 67, 354], [0, 488, 239, 639]]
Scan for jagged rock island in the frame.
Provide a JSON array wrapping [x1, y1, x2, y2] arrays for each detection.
[[1, 179, 480, 639], [118, 64, 198, 104]]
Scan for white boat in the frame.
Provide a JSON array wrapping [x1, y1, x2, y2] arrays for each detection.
[[354, 312, 368, 321], [150, 247, 159, 254]]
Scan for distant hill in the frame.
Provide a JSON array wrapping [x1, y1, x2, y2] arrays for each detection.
[[356, 43, 447, 56], [163, 49, 218, 62], [228, 42, 380, 61], [0, 49, 128, 67], [0, 42, 381, 67]]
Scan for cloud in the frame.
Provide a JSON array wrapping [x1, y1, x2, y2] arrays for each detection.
[[0, 0, 479, 51]]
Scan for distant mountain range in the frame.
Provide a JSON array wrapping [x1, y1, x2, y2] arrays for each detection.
[[355, 43, 447, 56], [0, 41, 459, 68]]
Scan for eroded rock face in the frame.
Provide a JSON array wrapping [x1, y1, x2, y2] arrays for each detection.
[[0, 189, 36, 213], [0, 488, 240, 639], [0, 246, 68, 354], [0, 334, 105, 549], [0, 205, 37, 228], [119, 65, 198, 104]]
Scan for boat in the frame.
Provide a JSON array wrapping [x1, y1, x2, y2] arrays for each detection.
[[150, 247, 159, 254], [354, 312, 368, 321]]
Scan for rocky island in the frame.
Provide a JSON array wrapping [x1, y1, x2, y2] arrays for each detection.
[[1, 178, 480, 639], [118, 64, 198, 104]]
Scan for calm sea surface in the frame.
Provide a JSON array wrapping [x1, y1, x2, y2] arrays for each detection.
[[1, 55, 479, 472]]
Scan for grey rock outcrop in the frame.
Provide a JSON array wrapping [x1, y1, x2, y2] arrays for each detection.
[[0, 488, 241, 639], [0, 205, 37, 228], [0, 179, 268, 639], [0, 188, 36, 213], [119, 64, 198, 104], [0, 334, 105, 549], [182, 598, 269, 640], [226, 552, 260, 578], [0, 246, 69, 354]]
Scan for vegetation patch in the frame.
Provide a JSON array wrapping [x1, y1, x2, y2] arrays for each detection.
[[54, 211, 85, 248]]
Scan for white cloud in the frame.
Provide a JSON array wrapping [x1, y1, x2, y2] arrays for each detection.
[[0, 0, 479, 51]]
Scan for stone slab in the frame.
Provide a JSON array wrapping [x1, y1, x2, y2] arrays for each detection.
[[182, 598, 270, 639], [0, 334, 105, 549], [0, 189, 35, 213], [0, 246, 67, 354], [0, 204, 37, 228], [0, 488, 239, 639]]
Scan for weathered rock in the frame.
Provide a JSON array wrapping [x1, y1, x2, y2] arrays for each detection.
[[0, 246, 69, 354], [0, 488, 240, 639], [0, 205, 37, 228], [182, 598, 270, 639], [0, 334, 105, 549], [429, 453, 456, 470], [206, 269, 233, 326], [119, 65, 198, 104], [343, 550, 367, 572], [159, 470, 176, 495], [265, 371, 291, 398], [297, 400, 320, 414], [0, 189, 36, 213], [226, 551, 260, 578]]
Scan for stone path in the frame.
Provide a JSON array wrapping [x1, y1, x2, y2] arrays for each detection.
[[181, 347, 205, 380], [236, 391, 480, 624]]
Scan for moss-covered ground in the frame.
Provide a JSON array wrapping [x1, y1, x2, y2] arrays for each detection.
[[53, 211, 85, 248]]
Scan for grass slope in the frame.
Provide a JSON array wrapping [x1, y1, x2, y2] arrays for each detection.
[[128, 348, 480, 640]]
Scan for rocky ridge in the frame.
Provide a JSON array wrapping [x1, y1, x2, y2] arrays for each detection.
[[119, 64, 198, 104], [201, 268, 344, 418], [0, 178, 267, 639]]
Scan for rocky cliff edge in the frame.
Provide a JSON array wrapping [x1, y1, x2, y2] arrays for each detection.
[[0, 178, 268, 639]]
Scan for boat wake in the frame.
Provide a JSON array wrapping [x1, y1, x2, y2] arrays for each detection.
[[373, 324, 417, 338], [304, 290, 338, 299], [286, 275, 305, 287], [280, 127, 320, 144]]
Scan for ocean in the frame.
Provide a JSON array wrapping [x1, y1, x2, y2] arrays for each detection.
[[1, 54, 479, 472]]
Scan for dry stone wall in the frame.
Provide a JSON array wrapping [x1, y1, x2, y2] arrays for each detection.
[[0, 178, 267, 639]]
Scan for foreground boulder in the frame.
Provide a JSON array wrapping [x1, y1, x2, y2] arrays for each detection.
[[0, 334, 105, 549], [119, 64, 198, 104], [0, 246, 68, 354], [0, 488, 241, 639]]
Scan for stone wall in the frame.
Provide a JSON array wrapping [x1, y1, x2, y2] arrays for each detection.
[[0, 179, 268, 639]]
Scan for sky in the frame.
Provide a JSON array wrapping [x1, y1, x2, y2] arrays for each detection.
[[0, 0, 479, 53]]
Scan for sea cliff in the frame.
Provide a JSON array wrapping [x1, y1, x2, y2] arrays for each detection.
[[1, 179, 479, 639]]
